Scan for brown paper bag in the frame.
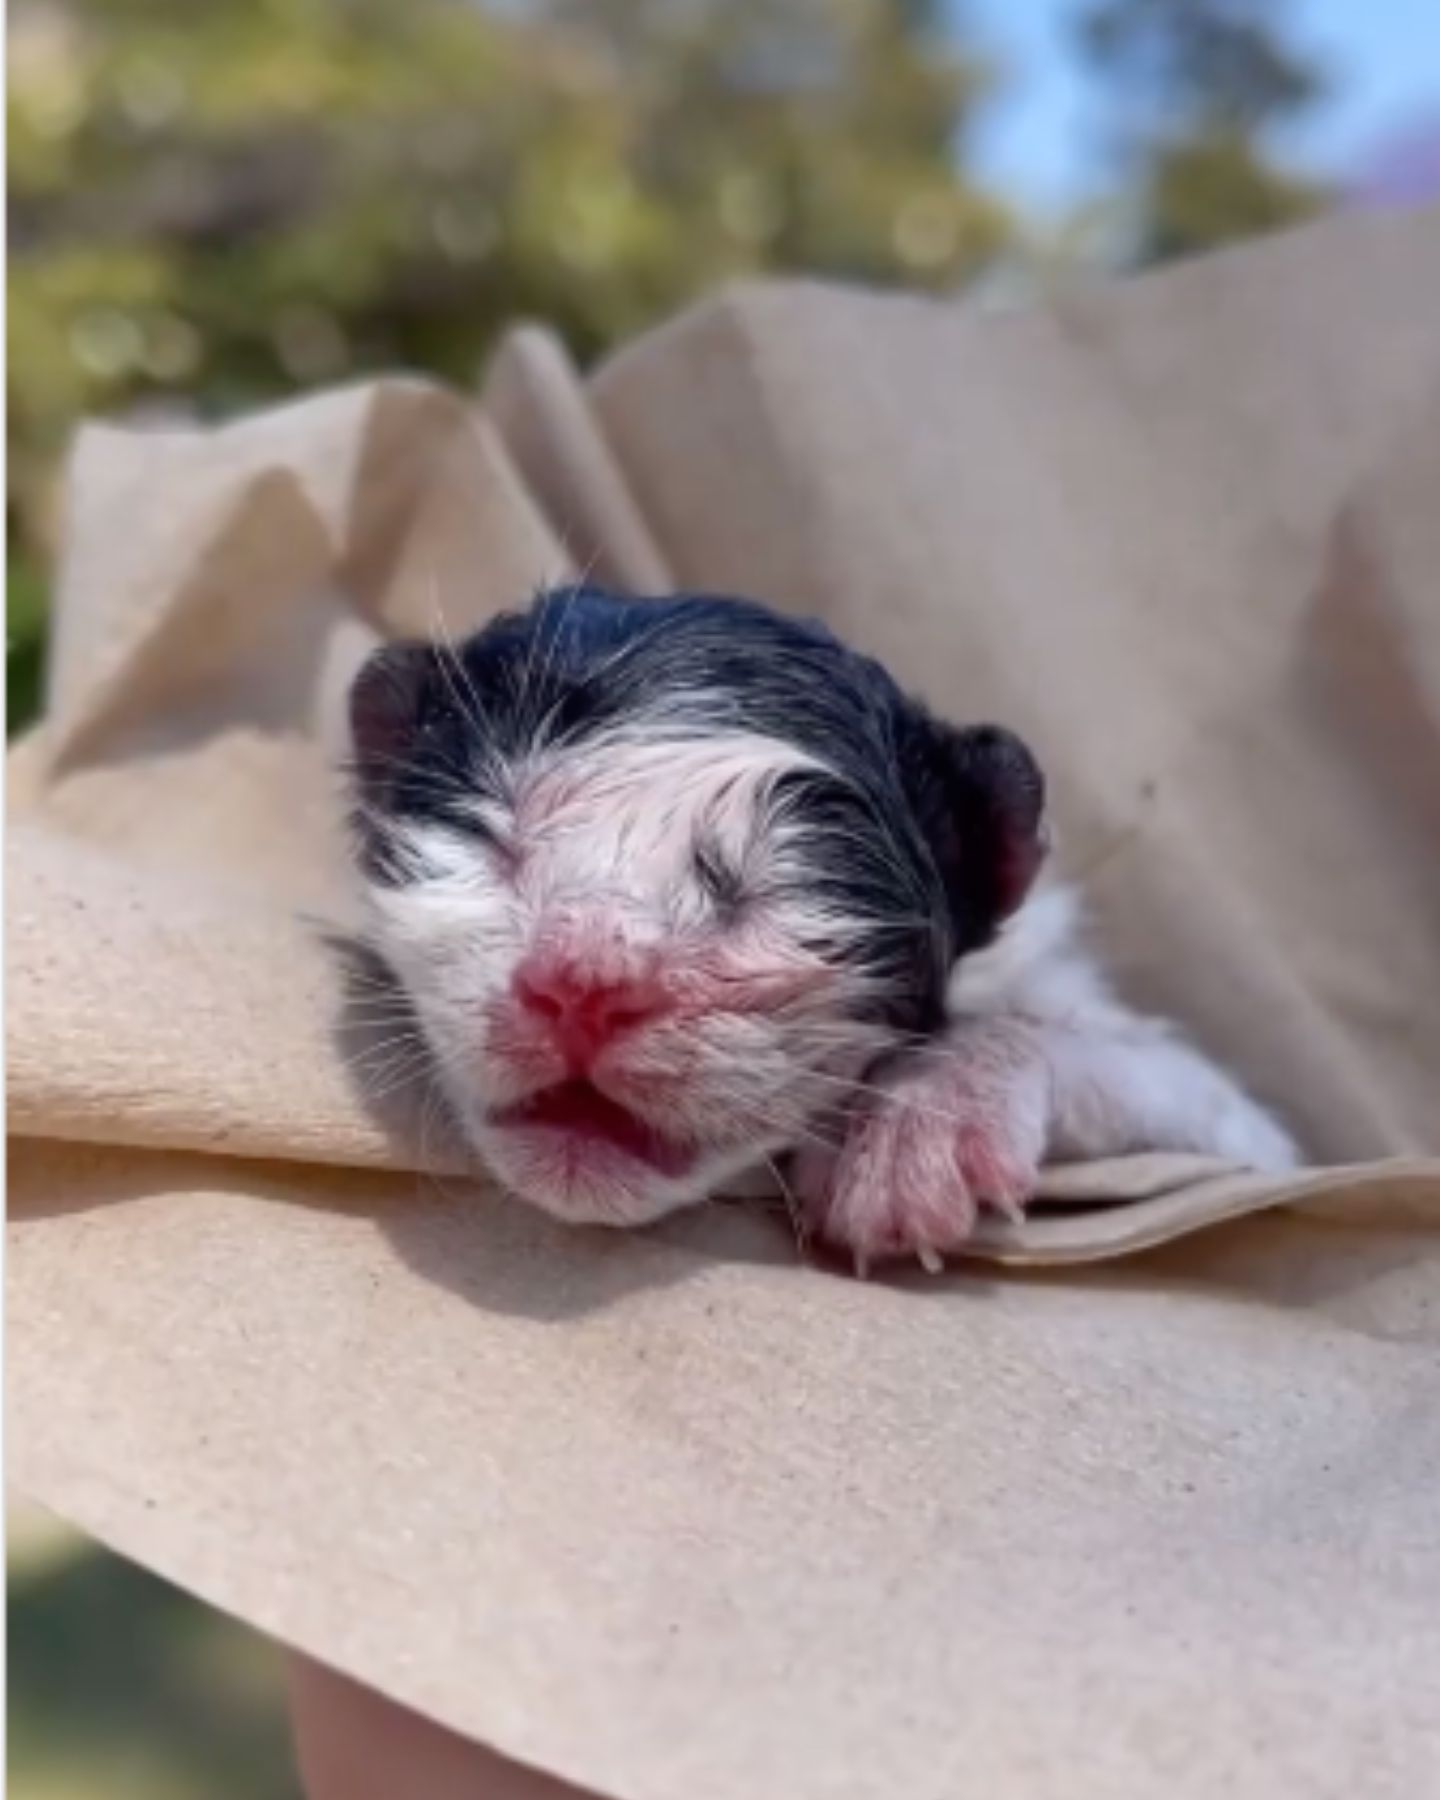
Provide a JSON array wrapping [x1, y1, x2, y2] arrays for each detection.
[[10, 207, 1440, 1800]]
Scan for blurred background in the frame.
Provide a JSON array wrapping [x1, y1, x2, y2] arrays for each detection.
[[6, 0, 1438, 1793]]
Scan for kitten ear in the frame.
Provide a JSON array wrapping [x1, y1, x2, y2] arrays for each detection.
[[347, 642, 432, 807], [909, 718, 1049, 949]]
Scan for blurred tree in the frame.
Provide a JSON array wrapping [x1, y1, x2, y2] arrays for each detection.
[[9, 1533, 300, 1800], [7, 0, 1006, 640], [1076, 0, 1328, 262]]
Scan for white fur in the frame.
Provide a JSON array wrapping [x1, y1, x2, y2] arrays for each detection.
[[360, 716, 1297, 1250], [947, 881, 1298, 1171], [359, 726, 889, 1225], [789, 881, 1298, 1268]]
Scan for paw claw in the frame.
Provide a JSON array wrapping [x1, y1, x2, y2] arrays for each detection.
[[794, 1026, 1048, 1272], [983, 1189, 1028, 1225]]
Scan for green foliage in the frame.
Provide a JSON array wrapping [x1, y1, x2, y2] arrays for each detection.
[[7, 550, 50, 735], [8, 0, 1006, 535], [8, 0, 1013, 732], [9, 1537, 300, 1800], [1144, 128, 1323, 261], [1077, 0, 1328, 263], [5, 0, 1340, 735]]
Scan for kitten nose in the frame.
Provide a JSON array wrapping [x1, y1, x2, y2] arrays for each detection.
[[512, 951, 672, 1066]]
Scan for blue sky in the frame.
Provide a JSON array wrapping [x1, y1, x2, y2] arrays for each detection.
[[957, 0, 1440, 215]]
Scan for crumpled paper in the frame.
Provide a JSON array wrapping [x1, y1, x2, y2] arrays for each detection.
[[10, 206, 1440, 1800]]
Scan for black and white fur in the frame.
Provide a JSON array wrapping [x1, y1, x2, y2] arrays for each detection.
[[346, 585, 1297, 1268]]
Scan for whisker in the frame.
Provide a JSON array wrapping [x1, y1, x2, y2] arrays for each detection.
[[524, 583, 582, 747], [765, 1155, 811, 1263], [790, 1065, 999, 1135], [348, 1036, 428, 1071], [427, 569, 487, 738], [346, 1028, 428, 1064], [360, 1065, 438, 1106], [712, 1110, 847, 1157]]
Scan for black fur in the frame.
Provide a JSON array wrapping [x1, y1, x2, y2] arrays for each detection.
[[349, 585, 1046, 1036]]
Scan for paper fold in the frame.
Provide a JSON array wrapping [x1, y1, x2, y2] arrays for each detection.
[[10, 208, 1440, 1800]]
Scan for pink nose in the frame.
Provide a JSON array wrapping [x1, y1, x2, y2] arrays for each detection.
[[512, 952, 671, 1066]]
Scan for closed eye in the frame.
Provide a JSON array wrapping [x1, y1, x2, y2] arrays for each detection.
[[427, 804, 521, 879]]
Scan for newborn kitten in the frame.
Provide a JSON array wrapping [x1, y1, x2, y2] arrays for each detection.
[[346, 584, 1297, 1268]]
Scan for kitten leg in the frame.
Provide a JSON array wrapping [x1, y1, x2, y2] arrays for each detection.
[[798, 1014, 1296, 1272]]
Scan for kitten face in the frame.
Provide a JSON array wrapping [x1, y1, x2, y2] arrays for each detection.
[[347, 587, 1044, 1225]]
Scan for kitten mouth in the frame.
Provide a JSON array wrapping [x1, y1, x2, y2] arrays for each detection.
[[490, 1079, 698, 1178]]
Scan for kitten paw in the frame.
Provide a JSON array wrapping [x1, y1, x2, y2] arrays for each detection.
[[798, 1026, 1049, 1274]]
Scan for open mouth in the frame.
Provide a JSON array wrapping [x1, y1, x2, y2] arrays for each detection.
[[491, 1080, 698, 1178]]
